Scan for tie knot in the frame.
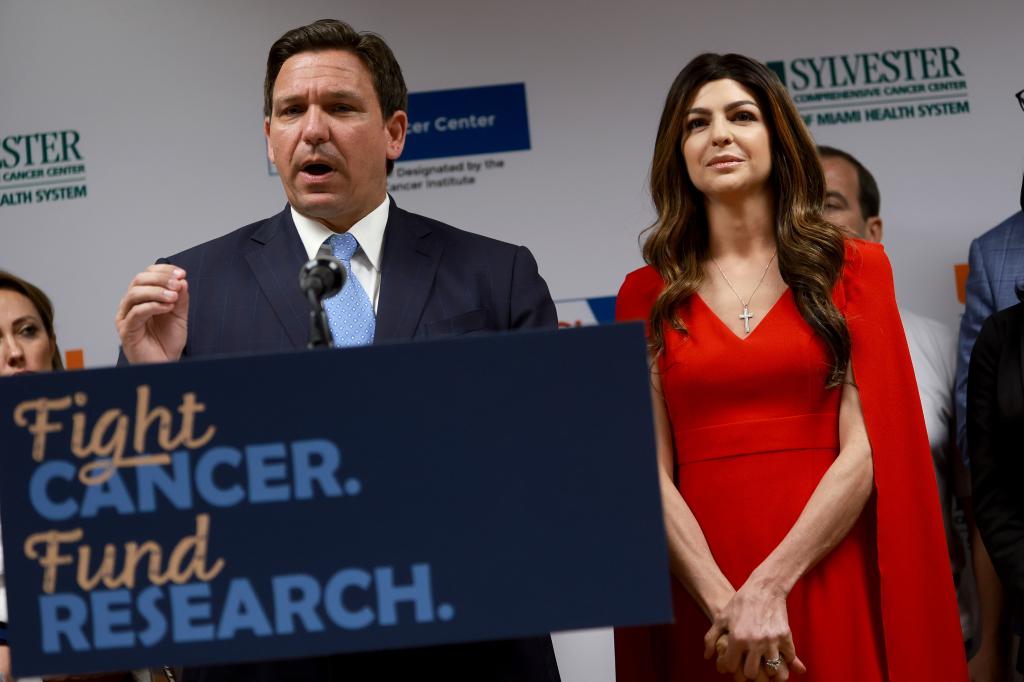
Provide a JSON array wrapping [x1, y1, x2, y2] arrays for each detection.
[[328, 232, 358, 263]]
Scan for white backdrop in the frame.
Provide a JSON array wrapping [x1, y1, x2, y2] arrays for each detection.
[[3, 0, 1023, 679]]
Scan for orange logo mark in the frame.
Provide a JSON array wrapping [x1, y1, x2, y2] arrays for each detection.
[[65, 349, 84, 370], [954, 263, 969, 305]]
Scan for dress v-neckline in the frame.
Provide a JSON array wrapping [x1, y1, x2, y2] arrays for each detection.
[[693, 288, 792, 342]]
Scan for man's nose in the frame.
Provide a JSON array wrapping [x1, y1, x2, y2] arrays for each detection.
[[301, 107, 329, 146]]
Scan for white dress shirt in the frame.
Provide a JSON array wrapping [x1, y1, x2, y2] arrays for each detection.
[[291, 197, 388, 312], [902, 308, 976, 643]]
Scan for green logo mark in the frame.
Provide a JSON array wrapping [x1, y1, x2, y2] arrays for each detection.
[[767, 46, 970, 128], [0, 130, 88, 208]]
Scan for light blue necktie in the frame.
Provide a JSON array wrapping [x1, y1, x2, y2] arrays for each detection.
[[324, 233, 376, 347]]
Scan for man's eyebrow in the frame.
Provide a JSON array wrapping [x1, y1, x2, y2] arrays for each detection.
[[273, 94, 303, 107], [274, 89, 361, 104], [825, 190, 849, 206], [685, 100, 759, 116]]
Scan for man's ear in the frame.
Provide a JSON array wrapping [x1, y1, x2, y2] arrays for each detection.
[[865, 216, 884, 243], [264, 117, 275, 165], [385, 110, 408, 161]]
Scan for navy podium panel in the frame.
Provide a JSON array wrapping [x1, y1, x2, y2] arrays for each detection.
[[0, 324, 670, 676]]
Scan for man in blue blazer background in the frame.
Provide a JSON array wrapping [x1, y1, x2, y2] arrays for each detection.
[[956, 88, 1024, 459], [955, 92, 1024, 463], [115, 18, 560, 682], [955, 206, 1024, 463]]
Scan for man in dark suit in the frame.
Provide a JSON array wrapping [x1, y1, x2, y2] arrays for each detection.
[[115, 18, 560, 682], [968, 295, 1024, 677]]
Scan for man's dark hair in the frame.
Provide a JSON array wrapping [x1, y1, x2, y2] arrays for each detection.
[[818, 145, 881, 220], [264, 19, 408, 173]]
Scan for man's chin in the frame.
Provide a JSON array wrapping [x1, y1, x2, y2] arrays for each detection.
[[290, 194, 346, 216], [291, 196, 370, 230]]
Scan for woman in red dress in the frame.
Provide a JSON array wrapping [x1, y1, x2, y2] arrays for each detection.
[[614, 54, 967, 682]]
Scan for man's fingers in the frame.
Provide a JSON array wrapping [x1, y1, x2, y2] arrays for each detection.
[[126, 267, 185, 295], [119, 301, 176, 334], [173, 278, 189, 316], [118, 286, 182, 324], [118, 267, 186, 312], [137, 263, 185, 280], [115, 265, 189, 365]]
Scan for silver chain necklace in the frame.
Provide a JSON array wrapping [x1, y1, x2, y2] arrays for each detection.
[[709, 250, 777, 334]]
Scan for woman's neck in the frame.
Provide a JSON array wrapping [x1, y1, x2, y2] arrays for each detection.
[[704, 188, 776, 259]]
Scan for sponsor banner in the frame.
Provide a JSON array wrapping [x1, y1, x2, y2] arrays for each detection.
[[388, 157, 510, 193], [0, 326, 669, 676], [0, 130, 87, 208], [389, 83, 530, 193], [556, 296, 617, 328], [399, 83, 531, 163], [768, 46, 970, 127]]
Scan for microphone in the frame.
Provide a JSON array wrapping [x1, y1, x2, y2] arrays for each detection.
[[299, 246, 345, 348], [300, 245, 345, 299]]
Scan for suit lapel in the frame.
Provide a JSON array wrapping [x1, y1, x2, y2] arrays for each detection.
[[244, 207, 309, 350], [375, 203, 442, 342]]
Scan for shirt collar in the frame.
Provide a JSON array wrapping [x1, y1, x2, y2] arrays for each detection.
[[291, 196, 389, 270]]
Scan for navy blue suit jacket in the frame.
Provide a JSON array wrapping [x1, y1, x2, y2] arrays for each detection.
[[968, 302, 1024, 673], [148, 201, 560, 681], [165, 201, 556, 355]]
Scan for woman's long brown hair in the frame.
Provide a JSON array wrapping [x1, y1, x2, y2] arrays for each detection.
[[644, 53, 849, 386]]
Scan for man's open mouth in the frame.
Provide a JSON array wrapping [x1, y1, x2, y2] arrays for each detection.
[[302, 163, 334, 176]]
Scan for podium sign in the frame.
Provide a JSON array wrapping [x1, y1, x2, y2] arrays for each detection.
[[0, 325, 670, 676]]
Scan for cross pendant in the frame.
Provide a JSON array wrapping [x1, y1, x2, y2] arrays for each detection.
[[739, 305, 753, 334]]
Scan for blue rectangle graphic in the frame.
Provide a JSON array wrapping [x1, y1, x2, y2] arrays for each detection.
[[400, 83, 531, 162]]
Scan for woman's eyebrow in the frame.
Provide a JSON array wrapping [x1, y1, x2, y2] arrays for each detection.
[[685, 100, 758, 116]]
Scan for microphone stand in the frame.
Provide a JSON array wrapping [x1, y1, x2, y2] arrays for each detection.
[[306, 288, 334, 349], [299, 250, 345, 349]]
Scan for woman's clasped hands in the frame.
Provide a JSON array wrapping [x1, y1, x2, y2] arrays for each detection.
[[703, 579, 807, 681]]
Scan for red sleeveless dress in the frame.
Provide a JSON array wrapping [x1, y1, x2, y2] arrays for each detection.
[[613, 241, 968, 682]]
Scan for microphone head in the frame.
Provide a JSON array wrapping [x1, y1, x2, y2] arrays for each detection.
[[299, 253, 345, 299]]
